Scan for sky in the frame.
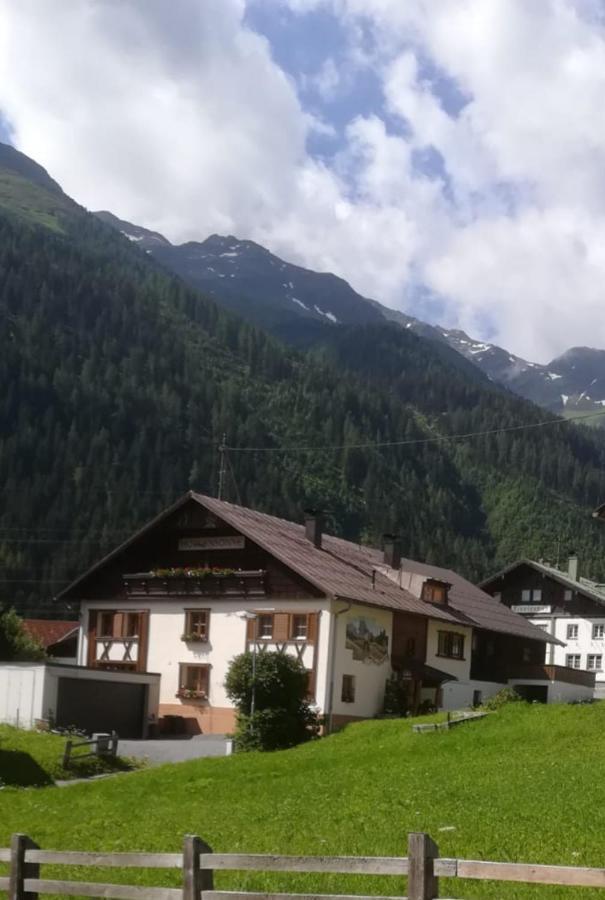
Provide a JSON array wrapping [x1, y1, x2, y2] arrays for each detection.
[[1, 0, 605, 362]]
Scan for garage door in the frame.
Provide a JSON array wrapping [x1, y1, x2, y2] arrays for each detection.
[[56, 678, 146, 739]]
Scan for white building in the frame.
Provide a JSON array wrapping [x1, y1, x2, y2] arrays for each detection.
[[482, 556, 605, 699], [53, 493, 590, 736]]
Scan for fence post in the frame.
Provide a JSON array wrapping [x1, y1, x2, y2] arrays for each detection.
[[8, 834, 39, 900], [62, 739, 72, 770], [110, 731, 118, 758], [183, 835, 213, 900], [407, 832, 439, 900]]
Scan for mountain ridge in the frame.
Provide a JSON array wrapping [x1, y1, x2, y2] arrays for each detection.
[[94, 209, 605, 422]]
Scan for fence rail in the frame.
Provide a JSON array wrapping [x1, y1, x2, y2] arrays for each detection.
[[3, 832, 605, 899], [62, 730, 118, 769]]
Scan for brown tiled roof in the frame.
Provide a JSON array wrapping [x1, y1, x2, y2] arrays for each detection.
[[196, 495, 553, 643], [22, 619, 78, 649], [58, 491, 553, 644]]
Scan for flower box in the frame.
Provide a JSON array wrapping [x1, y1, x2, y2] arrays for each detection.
[[180, 634, 207, 643], [176, 688, 207, 701]]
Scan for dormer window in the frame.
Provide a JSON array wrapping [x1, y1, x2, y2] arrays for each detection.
[[421, 579, 450, 604]]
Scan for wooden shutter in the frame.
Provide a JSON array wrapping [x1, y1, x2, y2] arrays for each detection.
[[87, 610, 98, 667], [246, 617, 255, 642], [307, 613, 318, 643], [273, 613, 290, 642], [137, 610, 149, 672], [114, 612, 124, 638]]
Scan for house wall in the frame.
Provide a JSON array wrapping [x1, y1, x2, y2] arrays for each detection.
[[329, 603, 393, 723], [507, 677, 593, 704], [539, 616, 605, 688], [79, 598, 330, 734], [439, 679, 505, 710], [425, 620, 473, 681], [0, 663, 46, 728]]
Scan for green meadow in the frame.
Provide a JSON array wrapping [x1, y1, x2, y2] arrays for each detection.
[[1, 703, 604, 899]]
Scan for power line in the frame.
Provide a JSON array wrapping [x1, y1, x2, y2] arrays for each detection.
[[226, 408, 605, 454]]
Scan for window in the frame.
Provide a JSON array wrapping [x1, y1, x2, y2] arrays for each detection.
[[183, 610, 209, 642], [178, 664, 210, 699], [291, 614, 308, 640], [521, 588, 542, 603], [535, 623, 549, 632], [587, 655, 603, 671], [567, 624, 579, 640], [422, 580, 448, 604], [593, 624, 605, 640], [564, 589, 573, 602], [98, 612, 115, 637], [437, 631, 465, 660], [123, 612, 139, 638], [258, 614, 273, 639], [341, 674, 355, 703], [566, 654, 581, 669]]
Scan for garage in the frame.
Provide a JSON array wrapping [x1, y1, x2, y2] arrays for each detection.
[[0, 662, 160, 737], [56, 677, 147, 739]]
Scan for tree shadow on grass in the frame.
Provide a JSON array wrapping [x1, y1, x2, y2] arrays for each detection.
[[0, 748, 53, 786]]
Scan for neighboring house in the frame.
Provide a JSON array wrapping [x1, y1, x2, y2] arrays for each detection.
[[56, 493, 589, 736], [22, 619, 79, 664], [481, 556, 605, 699]]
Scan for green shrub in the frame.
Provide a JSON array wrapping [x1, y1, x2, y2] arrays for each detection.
[[0, 608, 45, 661], [225, 651, 320, 751], [483, 687, 524, 710]]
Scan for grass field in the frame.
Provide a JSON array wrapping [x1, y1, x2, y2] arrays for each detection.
[[0, 725, 135, 786], [1, 703, 604, 898]]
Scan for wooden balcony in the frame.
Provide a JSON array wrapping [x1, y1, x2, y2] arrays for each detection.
[[508, 663, 595, 688], [123, 569, 266, 598]]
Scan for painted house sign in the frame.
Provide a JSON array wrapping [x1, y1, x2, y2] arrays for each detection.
[[178, 536, 246, 551], [346, 616, 389, 664]]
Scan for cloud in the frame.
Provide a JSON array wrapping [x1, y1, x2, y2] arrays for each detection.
[[3, 0, 605, 361]]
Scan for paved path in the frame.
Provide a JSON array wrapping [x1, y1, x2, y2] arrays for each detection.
[[119, 734, 230, 765]]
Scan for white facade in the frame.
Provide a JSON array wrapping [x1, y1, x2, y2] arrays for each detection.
[[529, 614, 605, 692], [79, 598, 331, 713]]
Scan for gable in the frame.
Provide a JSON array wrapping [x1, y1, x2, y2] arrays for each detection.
[[59, 496, 324, 603]]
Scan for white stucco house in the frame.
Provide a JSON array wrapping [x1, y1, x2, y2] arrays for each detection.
[[50, 493, 591, 736]]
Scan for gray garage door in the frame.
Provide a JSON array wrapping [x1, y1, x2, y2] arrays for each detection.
[[56, 677, 146, 739]]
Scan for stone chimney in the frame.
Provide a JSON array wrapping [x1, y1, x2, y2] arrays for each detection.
[[304, 509, 323, 549], [568, 553, 579, 582], [383, 534, 401, 570]]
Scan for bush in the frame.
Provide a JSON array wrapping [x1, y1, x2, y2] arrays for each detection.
[[482, 687, 524, 711], [225, 651, 320, 752], [0, 608, 45, 661]]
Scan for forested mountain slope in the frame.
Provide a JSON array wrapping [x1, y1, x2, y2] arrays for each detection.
[[98, 212, 605, 423], [2, 143, 605, 615]]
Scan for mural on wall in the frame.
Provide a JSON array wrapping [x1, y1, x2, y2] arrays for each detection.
[[346, 617, 389, 665]]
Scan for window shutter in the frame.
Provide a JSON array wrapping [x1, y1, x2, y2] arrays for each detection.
[[246, 617, 255, 642], [114, 612, 124, 638], [273, 613, 290, 642], [87, 610, 98, 667], [138, 610, 149, 671], [307, 613, 318, 643]]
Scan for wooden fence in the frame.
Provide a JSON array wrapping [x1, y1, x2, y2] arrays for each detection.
[[3, 832, 605, 900], [62, 731, 118, 769]]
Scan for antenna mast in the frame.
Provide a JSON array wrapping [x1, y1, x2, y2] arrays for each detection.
[[217, 433, 227, 500]]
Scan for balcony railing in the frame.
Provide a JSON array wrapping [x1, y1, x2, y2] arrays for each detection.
[[123, 569, 266, 598], [508, 663, 595, 688]]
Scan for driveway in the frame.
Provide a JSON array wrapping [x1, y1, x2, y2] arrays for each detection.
[[119, 734, 231, 765]]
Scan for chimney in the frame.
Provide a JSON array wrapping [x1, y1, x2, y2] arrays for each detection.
[[383, 533, 401, 570], [568, 553, 579, 582], [304, 509, 323, 549]]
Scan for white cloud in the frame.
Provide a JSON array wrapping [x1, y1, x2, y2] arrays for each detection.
[[3, 0, 605, 361]]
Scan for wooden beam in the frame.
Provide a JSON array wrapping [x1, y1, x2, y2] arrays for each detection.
[[407, 833, 439, 900], [9, 834, 39, 900]]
